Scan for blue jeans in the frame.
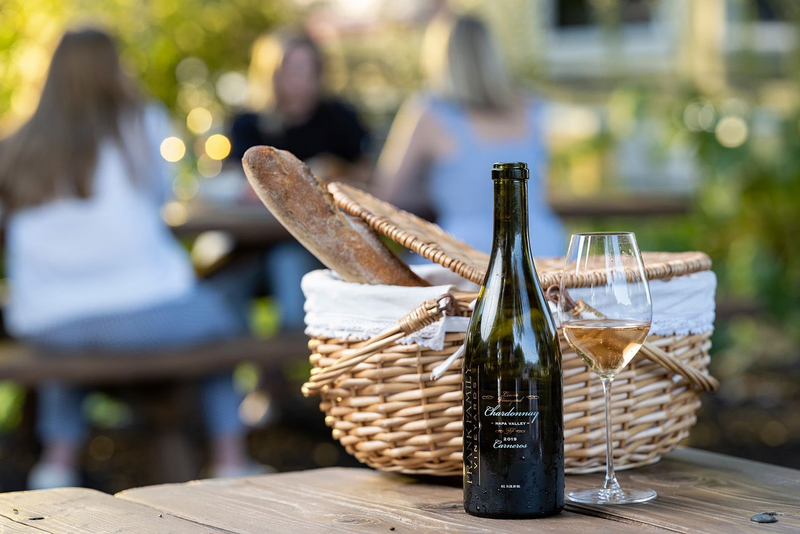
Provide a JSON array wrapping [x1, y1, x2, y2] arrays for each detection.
[[31, 279, 253, 444], [37, 373, 243, 443], [265, 242, 321, 330]]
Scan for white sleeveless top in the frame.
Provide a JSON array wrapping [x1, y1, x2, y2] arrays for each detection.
[[5, 105, 195, 336]]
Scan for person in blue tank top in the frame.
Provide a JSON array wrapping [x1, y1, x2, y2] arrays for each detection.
[[376, 15, 565, 257]]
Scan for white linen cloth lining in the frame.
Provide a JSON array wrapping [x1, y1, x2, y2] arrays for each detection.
[[302, 264, 716, 352]]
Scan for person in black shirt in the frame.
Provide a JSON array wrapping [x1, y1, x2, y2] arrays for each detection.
[[230, 32, 369, 183], [230, 100, 366, 169], [229, 31, 371, 331]]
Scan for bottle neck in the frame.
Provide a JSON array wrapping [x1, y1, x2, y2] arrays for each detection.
[[491, 178, 531, 256]]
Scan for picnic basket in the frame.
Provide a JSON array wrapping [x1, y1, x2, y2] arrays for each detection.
[[301, 183, 719, 476]]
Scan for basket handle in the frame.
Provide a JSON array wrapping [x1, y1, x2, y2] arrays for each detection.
[[302, 294, 720, 397], [301, 296, 452, 397], [545, 286, 719, 393], [639, 341, 719, 392]]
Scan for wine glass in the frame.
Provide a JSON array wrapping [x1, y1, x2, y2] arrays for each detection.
[[558, 232, 657, 505]]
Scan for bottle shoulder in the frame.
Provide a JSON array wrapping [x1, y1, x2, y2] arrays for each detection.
[[466, 285, 561, 372]]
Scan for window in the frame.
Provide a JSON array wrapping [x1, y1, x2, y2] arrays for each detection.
[[555, 0, 656, 28]]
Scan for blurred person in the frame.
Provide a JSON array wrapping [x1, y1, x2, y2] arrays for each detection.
[[229, 31, 371, 329], [230, 31, 370, 182], [0, 29, 259, 489], [375, 15, 565, 256]]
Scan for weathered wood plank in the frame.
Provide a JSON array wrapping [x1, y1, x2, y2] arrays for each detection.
[[117, 468, 650, 533], [0, 487, 232, 533], [117, 448, 800, 533], [565, 448, 800, 533]]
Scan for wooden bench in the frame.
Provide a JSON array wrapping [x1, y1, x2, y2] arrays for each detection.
[[0, 448, 797, 532], [0, 335, 308, 386], [0, 334, 310, 484]]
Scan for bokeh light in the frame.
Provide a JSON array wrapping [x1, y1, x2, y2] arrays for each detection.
[[205, 133, 231, 160], [161, 201, 188, 226], [191, 230, 234, 270], [175, 57, 208, 85], [238, 391, 272, 427], [216, 71, 249, 107], [10, 88, 38, 116], [186, 107, 213, 134], [313, 442, 340, 467], [721, 98, 748, 118], [715, 116, 748, 148], [197, 153, 222, 177], [175, 22, 205, 52], [760, 421, 789, 447], [177, 84, 205, 112], [697, 103, 716, 131], [17, 42, 49, 82], [160, 136, 186, 162], [683, 102, 704, 132], [89, 435, 115, 462], [172, 175, 199, 201]]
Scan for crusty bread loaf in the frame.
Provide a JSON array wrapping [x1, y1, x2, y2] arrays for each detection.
[[243, 146, 426, 286]]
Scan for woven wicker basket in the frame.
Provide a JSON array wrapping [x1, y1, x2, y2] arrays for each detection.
[[301, 183, 719, 476]]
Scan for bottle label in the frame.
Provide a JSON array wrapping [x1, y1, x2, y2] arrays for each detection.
[[464, 371, 542, 489]]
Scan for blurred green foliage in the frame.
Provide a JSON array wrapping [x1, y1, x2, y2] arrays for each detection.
[[594, 86, 799, 336], [0, 381, 24, 431], [683, 103, 800, 322], [84, 392, 133, 429], [0, 0, 288, 132]]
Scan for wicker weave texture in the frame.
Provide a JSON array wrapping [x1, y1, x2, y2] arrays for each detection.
[[308, 183, 716, 476], [307, 301, 712, 476]]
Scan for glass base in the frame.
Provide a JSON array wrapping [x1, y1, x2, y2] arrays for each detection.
[[567, 487, 657, 505]]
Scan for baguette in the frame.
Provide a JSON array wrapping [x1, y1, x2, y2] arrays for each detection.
[[243, 146, 426, 286]]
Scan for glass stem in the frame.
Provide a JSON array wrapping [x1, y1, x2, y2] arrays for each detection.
[[601, 377, 621, 491]]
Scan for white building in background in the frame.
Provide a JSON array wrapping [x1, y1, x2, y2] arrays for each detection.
[[513, 0, 792, 196], [300, 0, 793, 196]]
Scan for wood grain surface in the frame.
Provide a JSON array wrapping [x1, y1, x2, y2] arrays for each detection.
[[566, 448, 800, 533], [0, 487, 231, 533], [116, 448, 800, 533], [118, 468, 642, 533], [4, 449, 796, 533]]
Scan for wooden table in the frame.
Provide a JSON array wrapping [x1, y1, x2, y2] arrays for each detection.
[[2, 448, 798, 533]]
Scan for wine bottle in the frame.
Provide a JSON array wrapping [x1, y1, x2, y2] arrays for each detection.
[[463, 162, 564, 518]]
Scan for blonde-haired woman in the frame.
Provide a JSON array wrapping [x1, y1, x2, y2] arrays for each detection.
[[0, 29, 257, 489], [376, 15, 564, 255]]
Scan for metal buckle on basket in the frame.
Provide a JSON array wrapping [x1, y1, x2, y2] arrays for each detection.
[[428, 293, 463, 382], [436, 293, 460, 316]]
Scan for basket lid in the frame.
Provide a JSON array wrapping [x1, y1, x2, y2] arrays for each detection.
[[328, 182, 711, 288]]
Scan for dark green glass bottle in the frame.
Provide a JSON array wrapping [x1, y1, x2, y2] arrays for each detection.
[[462, 162, 564, 518]]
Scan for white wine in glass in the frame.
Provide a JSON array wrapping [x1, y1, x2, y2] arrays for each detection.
[[559, 232, 657, 505], [562, 319, 650, 379]]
